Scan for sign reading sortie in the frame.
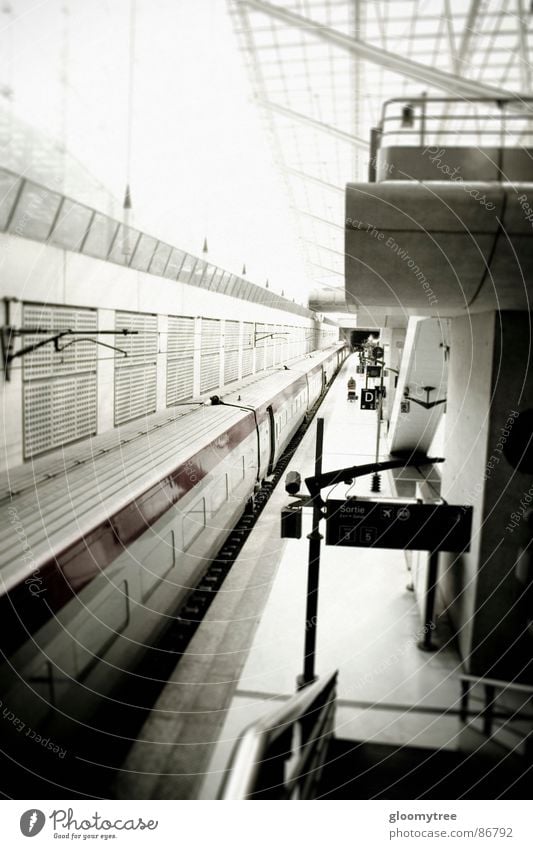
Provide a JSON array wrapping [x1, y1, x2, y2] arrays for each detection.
[[325, 499, 473, 553]]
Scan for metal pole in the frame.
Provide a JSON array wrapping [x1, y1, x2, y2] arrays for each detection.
[[298, 417, 324, 689], [374, 364, 385, 465], [420, 91, 427, 146], [417, 550, 439, 652]]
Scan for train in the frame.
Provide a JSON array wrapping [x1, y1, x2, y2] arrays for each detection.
[[0, 343, 346, 747]]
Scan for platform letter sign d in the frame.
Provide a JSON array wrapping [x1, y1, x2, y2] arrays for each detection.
[[360, 388, 376, 411]]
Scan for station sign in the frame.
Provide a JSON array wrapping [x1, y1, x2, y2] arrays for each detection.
[[366, 365, 382, 378], [360, 388, 377, 410], [325, 499, 473, 552]]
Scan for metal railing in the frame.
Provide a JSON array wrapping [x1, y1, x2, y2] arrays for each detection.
[[460, 673, 533, 754], [377, 96, 533, 150], [220, 671, 338, 799], [0, 165, 312, 318]]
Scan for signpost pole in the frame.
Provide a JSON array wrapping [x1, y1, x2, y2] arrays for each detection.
[[417, 550, 439, 651], [299, 417, 324, 689], [374, 364, 385, 465]]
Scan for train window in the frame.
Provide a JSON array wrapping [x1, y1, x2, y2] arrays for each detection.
[[182, 498, 206, 551], [211, 474, 228, 514], [75, 580, 130, 675], [230, 457, 245, 491], [141, 530, 176, 602]]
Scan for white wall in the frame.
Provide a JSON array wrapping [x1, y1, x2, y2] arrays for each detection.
[[0, 234, 338, 471]]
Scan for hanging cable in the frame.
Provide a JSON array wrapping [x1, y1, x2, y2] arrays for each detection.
[[123, 0, 137, 258]]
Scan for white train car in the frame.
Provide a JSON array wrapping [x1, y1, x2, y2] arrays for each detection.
[[0, 345, 346, 740]]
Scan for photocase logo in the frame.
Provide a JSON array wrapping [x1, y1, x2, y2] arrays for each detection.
[[20, 810, 46, 837]]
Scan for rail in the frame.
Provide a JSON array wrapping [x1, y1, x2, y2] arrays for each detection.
[[220, 670, 338, 799], [0, 165, 312, 318], [459, 673, 533, 742], [376, 96, 533, 150]]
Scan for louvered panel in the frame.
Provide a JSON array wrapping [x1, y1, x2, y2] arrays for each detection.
[[167, 316, 195, 357], [255, 344, 265, 372], [200, 354, 219, 393], [224, 320, 240, 385], [115, 364, 157, 425], [115, 311, 158, 367], [265, 323, 275, 368], [200, 319, 221, 393], [22, 304, 97, 381], [24, 375, 97, 459], [278, 325, 289, 364], [241, 322, 254, 377], [275, 324, 282, 365], [167, 359, 194, 405], [166, 316, 195, 405], [114, 312, 158, 423]]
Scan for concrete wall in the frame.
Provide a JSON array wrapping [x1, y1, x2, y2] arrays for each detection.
[[440, 311, 533, 681], [389, 317, 448, 455]]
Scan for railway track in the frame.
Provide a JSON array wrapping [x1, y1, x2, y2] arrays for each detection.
[[47, 365, 343, 798]]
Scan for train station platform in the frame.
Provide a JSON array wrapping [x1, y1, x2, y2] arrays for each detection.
[[116, 354, 463, 800]]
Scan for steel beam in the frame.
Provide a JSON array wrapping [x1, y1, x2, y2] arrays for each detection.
[[282, 164, 345, 193], [258, 98, 368, 149], [238, 0, 524, 101]]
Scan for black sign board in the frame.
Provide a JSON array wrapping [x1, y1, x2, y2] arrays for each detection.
[[325, 499, 472, 552], [360, 388, 377, 410], [366, 365, 382, 378]]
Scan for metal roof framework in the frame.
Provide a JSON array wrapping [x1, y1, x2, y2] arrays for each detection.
[[228, 0, 533, 291]]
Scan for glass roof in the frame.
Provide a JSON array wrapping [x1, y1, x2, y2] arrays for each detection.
[[228, 0, 533, 290]]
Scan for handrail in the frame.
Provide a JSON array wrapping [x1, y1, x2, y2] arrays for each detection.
[[377, 96, 533, 150], [460, 673, 533, 695], [220, 670, 338, 800]]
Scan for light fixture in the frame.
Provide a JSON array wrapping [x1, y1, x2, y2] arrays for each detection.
[[202, 237, 208, 254], [401, 104, 415, 128]]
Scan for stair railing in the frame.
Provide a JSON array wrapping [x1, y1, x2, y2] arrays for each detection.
[[220, 671, 338, 799]]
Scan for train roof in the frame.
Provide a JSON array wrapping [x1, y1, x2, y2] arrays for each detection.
[[0, 345, 341, 593]]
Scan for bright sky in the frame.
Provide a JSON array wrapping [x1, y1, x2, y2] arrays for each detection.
[[0, 0, 309, 301]]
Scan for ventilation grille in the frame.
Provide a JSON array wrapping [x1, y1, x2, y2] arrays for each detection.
[[22, 304, 97, 380], [167, 315, 195, 405], [115, 311, 158, 424], [24, 375, 97, 458], [224, 320, 240, 385], [115, 365, 158, 424], [277, 324, 289, 364], [242, 322, 254, 377], [266, 323, 275, 368], [200, 318, 220, 393], [22, 303, 98, 458]]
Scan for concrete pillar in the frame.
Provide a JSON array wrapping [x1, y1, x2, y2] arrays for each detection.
[[440, 311, 533, 680]]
